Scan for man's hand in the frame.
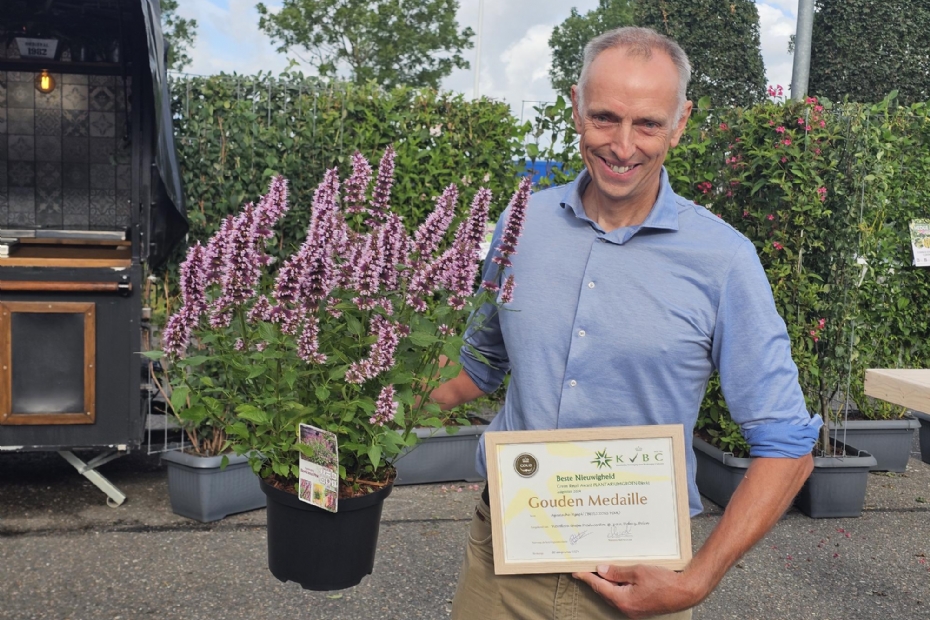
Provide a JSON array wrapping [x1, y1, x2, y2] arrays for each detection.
[[572, 564, 700, 619]]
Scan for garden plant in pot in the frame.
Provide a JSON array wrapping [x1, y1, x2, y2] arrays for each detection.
[[158, 147, 529, 590]]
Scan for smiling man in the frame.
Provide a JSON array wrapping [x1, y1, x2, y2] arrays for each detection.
[[432, 26, 821, 620]]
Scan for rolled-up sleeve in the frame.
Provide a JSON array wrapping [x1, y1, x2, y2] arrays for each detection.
[[712, 240, 823, 458], [460, 212, 511, 394]]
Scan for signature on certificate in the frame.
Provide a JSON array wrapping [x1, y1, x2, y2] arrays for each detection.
[[569, 530, 593, 546], [607, 523, 635, 540]]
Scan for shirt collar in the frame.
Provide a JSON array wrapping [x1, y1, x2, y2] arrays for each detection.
[[559, 166, 680, 241]]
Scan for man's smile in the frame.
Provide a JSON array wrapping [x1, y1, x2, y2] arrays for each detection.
[[599, 156, 640, 177]]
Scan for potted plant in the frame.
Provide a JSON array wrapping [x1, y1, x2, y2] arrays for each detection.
[[155, 147, 529, 590]]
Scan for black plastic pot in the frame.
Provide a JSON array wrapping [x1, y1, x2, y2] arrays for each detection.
[[913, 411, 930, 465], [260, 478, 392, 591], [795, 441, 876, 519]]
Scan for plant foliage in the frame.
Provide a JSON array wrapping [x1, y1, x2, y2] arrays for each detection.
[[809, 0, 930, 105], [634, 0, 766, 108], [548, 0, 635, 99], [255, 0, 474, 89], [161, 0, 198, 72]]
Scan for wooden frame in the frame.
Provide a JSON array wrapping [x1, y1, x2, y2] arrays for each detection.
[[484, 425, 692, 575], [0, 301, 96, 425]]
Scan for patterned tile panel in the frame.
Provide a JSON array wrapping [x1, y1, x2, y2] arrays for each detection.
[[62, 137, 89, 162], [62, 110, 89, 136], [89, 189, 116, 227], [0, 189, 8, 225], [35, 109, 62, 136], [8, 135, 34, 161], [8, 108, 34, 134], [0, 108, 6, 134], [8, 82, 34, 108], [89, 85, 116, 112], [36, 187, 63, 227], [61, 83, 88, 110], [89, 137, 116, 164], [8, 187, 35, 227], [89, 112, 116, 138], [90, 163, 115, 189], [63, 188, 89, 228], [62, 73, 89, 85], [63, 162, 89, 189], [8, 72, 32, 82], [35, 82, 62, 109], [89, 76, 116, 87], [36, 162, 62, 190], [116, 190, 131, 227], [7, 161, 35, 187], [116, 164, 131, 189], [35, 136, 62, 162]]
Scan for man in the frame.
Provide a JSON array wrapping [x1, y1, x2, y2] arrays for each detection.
[[431, 26, 822, 620]]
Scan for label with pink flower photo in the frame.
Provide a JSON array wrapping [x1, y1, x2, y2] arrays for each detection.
[[297, 423, 339, 513], [908, 220, 930, 267]]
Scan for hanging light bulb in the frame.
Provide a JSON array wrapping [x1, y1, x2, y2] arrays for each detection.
[[35, 69, 55, 94]]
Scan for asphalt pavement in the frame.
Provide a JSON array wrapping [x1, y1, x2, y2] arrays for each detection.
[[1, 435, 928, 620]]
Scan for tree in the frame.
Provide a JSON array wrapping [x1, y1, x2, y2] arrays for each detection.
[[161, 0, 198, 72], [634, 0, 766, 108], [548, 1, 635, 99], [255, 0, 473, 90], [809, 0, 930, 104]]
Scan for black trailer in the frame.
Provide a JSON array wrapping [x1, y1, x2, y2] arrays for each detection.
[[0, 0, 187, 505]]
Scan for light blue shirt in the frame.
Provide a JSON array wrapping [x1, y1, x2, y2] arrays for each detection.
[[462, 168, 823, 516]]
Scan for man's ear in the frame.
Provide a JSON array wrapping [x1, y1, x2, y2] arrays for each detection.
[[571, 84, 583, 134], [669, 100, 693, 149]]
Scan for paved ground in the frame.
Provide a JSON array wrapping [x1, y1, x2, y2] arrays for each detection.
[[1, 437, 928, 620]]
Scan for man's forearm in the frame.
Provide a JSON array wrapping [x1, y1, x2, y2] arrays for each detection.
[[682, 454, 814, 601], [430, 368, 486, 411]]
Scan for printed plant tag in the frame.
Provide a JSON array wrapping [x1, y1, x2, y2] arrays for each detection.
[[909, 220, 930, 267], [297, 423, 339, 512]]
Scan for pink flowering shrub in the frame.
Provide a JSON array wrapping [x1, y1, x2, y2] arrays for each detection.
[[155, 148, 530, 491]]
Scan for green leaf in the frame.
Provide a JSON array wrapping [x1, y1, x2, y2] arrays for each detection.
[[235, 404, 270, 425], [182, 355, 210, 367], [368, 444, 382, 469], [408, 331, 439, 347], [170, 385, 190, 414], [315, 385, 331, 402], [140, 350, 164, 360]]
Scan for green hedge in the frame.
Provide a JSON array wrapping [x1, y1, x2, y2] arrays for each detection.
[[528, 94, 930, 449], [170, 73, 527, 250]]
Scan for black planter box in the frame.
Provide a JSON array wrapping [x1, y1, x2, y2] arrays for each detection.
[[692, 436, 751, 508], [828, 416, 920, 472], [795, 442, 876, 519], [914, 411, 930, 465]]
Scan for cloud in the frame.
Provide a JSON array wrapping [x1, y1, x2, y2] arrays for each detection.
[[756, 2, 797, 91]]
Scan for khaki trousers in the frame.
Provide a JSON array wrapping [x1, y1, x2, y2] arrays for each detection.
[[451, 497, 693, 620]]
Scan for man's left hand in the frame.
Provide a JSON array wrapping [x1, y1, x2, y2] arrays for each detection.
[[572, 564, 701, 619]]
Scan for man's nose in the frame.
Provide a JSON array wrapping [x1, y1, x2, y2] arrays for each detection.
[[610, 123, 636, 161]]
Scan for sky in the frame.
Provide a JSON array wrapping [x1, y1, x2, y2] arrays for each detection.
[[174, 0, 800, 118]]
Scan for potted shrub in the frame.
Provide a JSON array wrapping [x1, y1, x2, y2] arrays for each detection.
[[154, 148, 529, 590]]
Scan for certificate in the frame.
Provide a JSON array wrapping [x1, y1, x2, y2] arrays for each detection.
[[484, 425, 692, 575]]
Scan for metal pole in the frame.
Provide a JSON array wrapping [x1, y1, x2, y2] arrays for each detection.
[[791, 0, 815, 101], [473, 0, 484, 99]]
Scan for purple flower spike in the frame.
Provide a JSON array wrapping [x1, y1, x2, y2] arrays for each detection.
[[493, 176, 531, 268], [413, 185, 457, 262], [443, 188, 492, 305], [297, 317, 327, 364], [378, 214, 410, 292], [370, 384, 397, 426], [368, 146, 396, 222], [344, 152, 373, 214], [346, 316, 399, 383], [179, 242, 208, 318], [162, 307, 194, 358], [253, 176, 290, 241], [500, 275, 516, 303]]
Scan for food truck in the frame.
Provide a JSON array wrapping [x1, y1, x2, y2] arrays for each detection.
[[0, 0, 187, 505]]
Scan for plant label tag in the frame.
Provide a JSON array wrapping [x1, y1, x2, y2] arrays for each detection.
[[297, 423, 339, 512], [909, 220, 930, 267]]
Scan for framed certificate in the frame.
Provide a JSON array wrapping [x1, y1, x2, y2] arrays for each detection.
[[484, 425, 692, 575]]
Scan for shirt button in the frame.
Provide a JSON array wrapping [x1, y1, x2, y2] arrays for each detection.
[[587, 282, 595, 289], [578, 330, 586, 337], [569, 380, 577, 387]]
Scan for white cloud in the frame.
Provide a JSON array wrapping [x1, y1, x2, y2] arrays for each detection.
[[757, 2, 797, 92], [178, 1, 802, 112]]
